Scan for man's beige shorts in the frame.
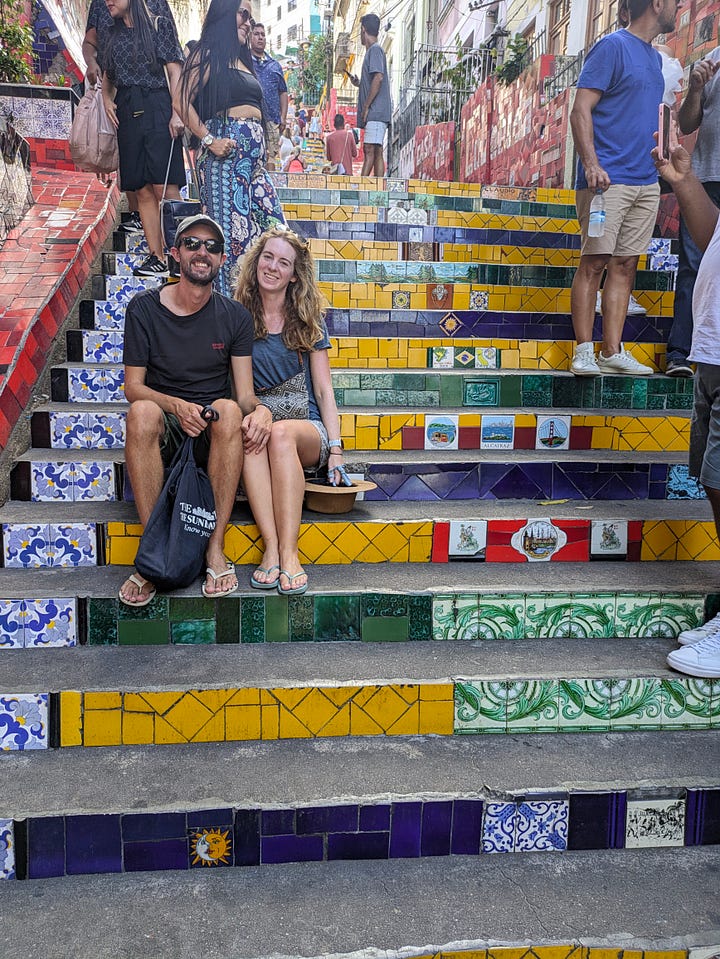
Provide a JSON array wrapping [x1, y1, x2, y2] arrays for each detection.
[[265, 121, 280, 162], [576, 182, 660, 257]]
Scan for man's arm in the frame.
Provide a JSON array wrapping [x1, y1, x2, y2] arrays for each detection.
[[279, 90, 288, 129], [653, 143, 720, 252], [361, 72, 383, 124], [231, 355, 272, 453], [678, 59, 719, 134], [83, 27, 100, 85], [124, 367, 210, 437], [570, 87, 610, 190]]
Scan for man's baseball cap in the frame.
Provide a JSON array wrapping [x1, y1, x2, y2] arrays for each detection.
[[174, 214, 225, 246]]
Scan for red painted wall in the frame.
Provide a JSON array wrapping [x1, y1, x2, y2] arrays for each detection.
[[413, 122, 455, 182]]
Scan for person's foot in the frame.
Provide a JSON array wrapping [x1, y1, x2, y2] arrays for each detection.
[[251, 564, 281, 589], [278, 558, 308, 596], [119, 572, 157, 607], [665, 359, 694, 377], [596, 347, 653, 375], [677, 612, 720, 646], [667, 630, 720, 677], [133, 254, 169, 277], [202, 559, 238, 597], [570, 342, 600, 376], [119, 211, 143, 234], [626, 294, 647, 315]]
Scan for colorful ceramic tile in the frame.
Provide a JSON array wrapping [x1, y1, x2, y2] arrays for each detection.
[[515, 800, 568, 852], [23, 599, 77, 647], [424, 414, 459, 451], [590, 520, 628, 557], [438, 312, 462, 336], [448, 521, 487, 560], [480, 414, 515, 450], [463, 379, 499, 407], [482, 802, 516, 852], [504, 680, 559, 733], [625, 798, 686, 848], [510, 518, 567, 562], [83, 332, 124, 364], [469, 290, 489, 310], [392, 290, 411, 309], [454, 681, 507, 734], [188, 826, 234, 867], [0, 820, 14, 879], [0, 694, 48, 749], [558, 679, 614, 732], [430, 346, 454, 369], [536, 414, 571, 451], [67, 367, 124, 404], [432, 594, 480, 641], [475, 347, 498, 369], [50, 412, 126, 450]]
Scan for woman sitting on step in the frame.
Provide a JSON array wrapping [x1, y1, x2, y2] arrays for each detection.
[[234, 226, 348, 595]]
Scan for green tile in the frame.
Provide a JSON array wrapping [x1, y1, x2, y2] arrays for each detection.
[[498, 375, 521, 407], [361, 594, 408, 617], [87, 598, 118, 645], [264, 595, 289, 642], [168, 597, 215, 622], [454, 680, 506, 734], [344, 389, 376, 406], [117, 593, 168, 620], [440, 376, 463, 407], [362, 616, 409, 642], [216, 597, 240, 643], [117, 620, 170, 645], [558, 678, 612, 732], [407, 389, 438, 407], [661, 677, 716, 729], [240, 597, 265, 643], [569, 593, 616, 638], [463, 379, 498, 407], [525, 594, 574, 638], [505, 679, 559, 733], [475, 594, 525, 639], [171, 620, 216, 644], [433, 593, 479, 641], [631, 379, 649, 410], [314, 596, 361, 641], [551, 377, 586, 408], [615, 593, 666, 637], [376, 389, 409, 406], [288, 595, 314, 641], [408, 595, 433, 641], [611, 677, 664, 731]]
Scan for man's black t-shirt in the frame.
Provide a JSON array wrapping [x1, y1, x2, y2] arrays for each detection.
[[123, 288, 254, 405]]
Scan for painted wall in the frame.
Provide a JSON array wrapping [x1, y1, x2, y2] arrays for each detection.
[[413, 122, 455, 182]]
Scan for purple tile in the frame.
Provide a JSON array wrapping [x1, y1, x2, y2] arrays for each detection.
[[122, 812, 187, 841], [697, 789, 720, 845], [422, 469, 478, 499], [262, 834, 324, 864], [360, 804, 391, 832], [125, 838, 188, 871], [66, 814, 122, 875], [297, 804, 358, 835], [328, 832, 389, 860], [421, 801, 453, 856], [27, 816, 65, 878], [234, 809, 261, 866], [685, 790, 702, 846], [451, 800, 483, 855], [389, 801, 422, 858], [187, 807, 233, 826], [261, 808, 295, 836], [568, 793, 625, 850], [389, 475, 441, 501]]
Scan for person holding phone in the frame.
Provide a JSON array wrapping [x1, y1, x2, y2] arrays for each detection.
[[665, 49, 720, 377]]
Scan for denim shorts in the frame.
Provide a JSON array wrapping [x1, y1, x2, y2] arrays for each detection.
[[363, 121, 388, 145]]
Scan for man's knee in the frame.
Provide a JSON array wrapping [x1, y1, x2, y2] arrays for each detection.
[[577, 254, 610, 277], [126, 400, 164, 444], [607, 255, 639, 277], [209, 399, 243, 441]]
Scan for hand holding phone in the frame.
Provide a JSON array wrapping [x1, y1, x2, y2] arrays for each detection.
[[658, 103, 671, 161]]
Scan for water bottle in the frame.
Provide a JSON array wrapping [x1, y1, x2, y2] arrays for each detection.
[[587, 189, 606, 237]]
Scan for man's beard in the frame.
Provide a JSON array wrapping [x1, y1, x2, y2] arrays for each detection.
[[180, 259, 220, 286]]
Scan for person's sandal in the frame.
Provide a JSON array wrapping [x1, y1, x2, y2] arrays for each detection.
[[277, 569, 308, 596], [118, 572, 157, 607], [201, 561, 239, 598], [250, 565, 281, 590]]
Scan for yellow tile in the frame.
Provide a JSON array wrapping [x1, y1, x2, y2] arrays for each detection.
[[84, 708, 122, 747], [190, 710, 226, 743], [107, 536, 140, 566], [154, 715, 188, 744], [163, 694, 216, 740], [278, 704, 314, 739], [138, 692, 185, 714], [225, 704, 262, 740], [84, 691, 122, 709], [261, 703, 280, 739], [106, 522, 126, 536], [122, 710, 155, 745], [59, 690, 82, 746], [349, 700, 386, 736], [193, 689, 236, 713]]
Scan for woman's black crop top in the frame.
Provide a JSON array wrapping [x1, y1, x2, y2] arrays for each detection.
[[212, 68, 263, 114]]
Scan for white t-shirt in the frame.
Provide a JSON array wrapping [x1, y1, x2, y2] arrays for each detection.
[[690, 212, 720, 364]]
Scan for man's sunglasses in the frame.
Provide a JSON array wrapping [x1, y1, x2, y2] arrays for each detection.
[[238, 8, 255, 25], [178, 235, 224, 254]]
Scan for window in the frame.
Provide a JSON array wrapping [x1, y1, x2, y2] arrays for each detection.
[[288, 24, 297, 40], [288, 0, 296, 10], [277, 6, 281, 20], [586, 0, 619, 47], [548, 0, 570, 55]]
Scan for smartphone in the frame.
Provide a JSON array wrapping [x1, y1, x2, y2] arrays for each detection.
[[658, 103, 671, 160]]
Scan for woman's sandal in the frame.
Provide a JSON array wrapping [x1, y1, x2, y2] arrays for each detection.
[[277, 569, 308, 596], [202, 561, 239, 598], [250, 565, 281, 590]]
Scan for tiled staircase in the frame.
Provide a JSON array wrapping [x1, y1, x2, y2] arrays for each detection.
[[2, 172, 719, 954]]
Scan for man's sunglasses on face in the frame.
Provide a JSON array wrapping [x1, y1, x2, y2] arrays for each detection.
[[178, 236, 225, 254]]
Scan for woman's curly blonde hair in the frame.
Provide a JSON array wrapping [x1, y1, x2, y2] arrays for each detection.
[[234, 227, 327, 352]]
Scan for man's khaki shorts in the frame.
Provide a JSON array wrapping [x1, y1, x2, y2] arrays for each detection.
[[265, 121, 280, 163], [576, 182, 660, 257]]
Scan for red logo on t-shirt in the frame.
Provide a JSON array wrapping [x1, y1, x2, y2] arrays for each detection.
[[212, 342, 225, 350]]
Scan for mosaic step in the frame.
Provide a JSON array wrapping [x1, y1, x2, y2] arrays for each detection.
[[1, 732, 718, 879], [3, 637, 720, 751], [0, 561, 714, 647], [10, 447, 704, 504]]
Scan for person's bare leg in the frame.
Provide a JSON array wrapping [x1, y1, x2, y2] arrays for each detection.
[[127, 190, 139, 213], [136, 184, 165, 260], [242, 443, 281, 584], [373, 144, 385, 177], [570, 253, 609, 346], [361, 144, 375, 176], [120, 400, 165, 603], [600, 255, 639, 357], [203, 399, 245, 594]]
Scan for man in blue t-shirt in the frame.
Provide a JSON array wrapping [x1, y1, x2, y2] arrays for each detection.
[[251, 23, 288, 171], [568, 0, 681, 377]]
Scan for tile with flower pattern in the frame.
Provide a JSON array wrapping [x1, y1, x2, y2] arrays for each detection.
[[0, 694, 48, 749], [0, 821, 14, 879]]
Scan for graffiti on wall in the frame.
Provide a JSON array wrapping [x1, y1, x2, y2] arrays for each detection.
[[413, 122, 454, 181]]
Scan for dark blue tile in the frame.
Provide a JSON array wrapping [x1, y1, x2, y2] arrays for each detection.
[[451, 800, 483, 855], [389, 801, 422, 858], [66, 814, 122, 875], [360, 804, 391, 832], [327, 832, 389, 860], [187, 807, 233, 827], [698, 788, 720, 845], [262, 834, 324, 864], [122, 812, 187, 842], [568, 793, 625, 850], [234, 809, 261, 866], [124, 838, 188, 872], [261, 808, 296, 836], [421, 801, 452, 857], [297, 804, 358, 835], [27, 816, 65, 878]]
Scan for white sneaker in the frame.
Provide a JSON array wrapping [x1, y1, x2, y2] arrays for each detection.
[[570, 343, 600, 376], [596, 346, 653, 375], [627, 294, 647, 315], [677, 612, 720, 645], [667, 630, 720, 677], [595, 291, 602, 314]]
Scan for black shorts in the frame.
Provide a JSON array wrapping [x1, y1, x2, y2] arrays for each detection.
[[161, 412, 211, 468], [115, 85, 185, 192]]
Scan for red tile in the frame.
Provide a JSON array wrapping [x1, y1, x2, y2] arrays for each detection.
[[431, 522, 450, 563], [513, 426, 536, 450], [570, 425, 593, 450], [458, 426, 480, 449], [402, 426, 424, 450]]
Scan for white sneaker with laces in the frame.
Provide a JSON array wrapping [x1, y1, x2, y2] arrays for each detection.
[[677, 612, 720, 645], [570, 343, 600, 376], [667, 630, 720, 677], [596, 346, 653, 375], [627, 294, 647, 315], [595, 291, 602, 314]]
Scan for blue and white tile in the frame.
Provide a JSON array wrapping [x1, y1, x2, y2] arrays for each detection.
[[113, 253, 143, 276], [0, 694, 49, 749], [68, 367, 124, 403], [123, 234, 149, 255], [667, 464, 705, 500], [0, 600, 25, 648], [72, 462, 116, 502], [481, 802, 516, 853], [647, 238, 671, 257], [0, 820, 14, 879], [50, 412, 125, 450], [515, 800, 568, 852], [94, 301, 126, 330], [83, 331, 124, 364], [649, 252, 678, 272], [3, 524, 53, 568], [23, 599, 77, 647], [105, 275, 162, 303], [31, 462, 74, 502], [625, 798, 685, 848], [86, 413, 126, 449], [469, 290, 489, 311], [48, 524, 98, 567]]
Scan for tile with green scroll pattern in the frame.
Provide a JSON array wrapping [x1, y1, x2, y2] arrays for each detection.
[[288, 595, 314, 642], [661, 677, 718, 729], [569, 593, 616, 638], [475, 594, 526, 639], [454, 681, 506, 733], [433, 594, 479, 641], [610, 677, 664, 731], [615, 593, 669, 638], [558, 678, 613, 732], [660, 593, 705, 637], [525, 594, 574, 639], [362, 593, 408, 618], [504, 680, 559, 733]]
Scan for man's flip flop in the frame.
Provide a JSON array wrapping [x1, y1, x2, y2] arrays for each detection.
[[277, 569, 308, 596], [250, 565, 281, 590], [119, 572, 157, 608], [202, 561, 239, 598]]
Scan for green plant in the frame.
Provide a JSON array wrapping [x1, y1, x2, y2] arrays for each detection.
[[0, 0, 33, 82], [301, 33, 330, 105], [495, 34, 529, 86]]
